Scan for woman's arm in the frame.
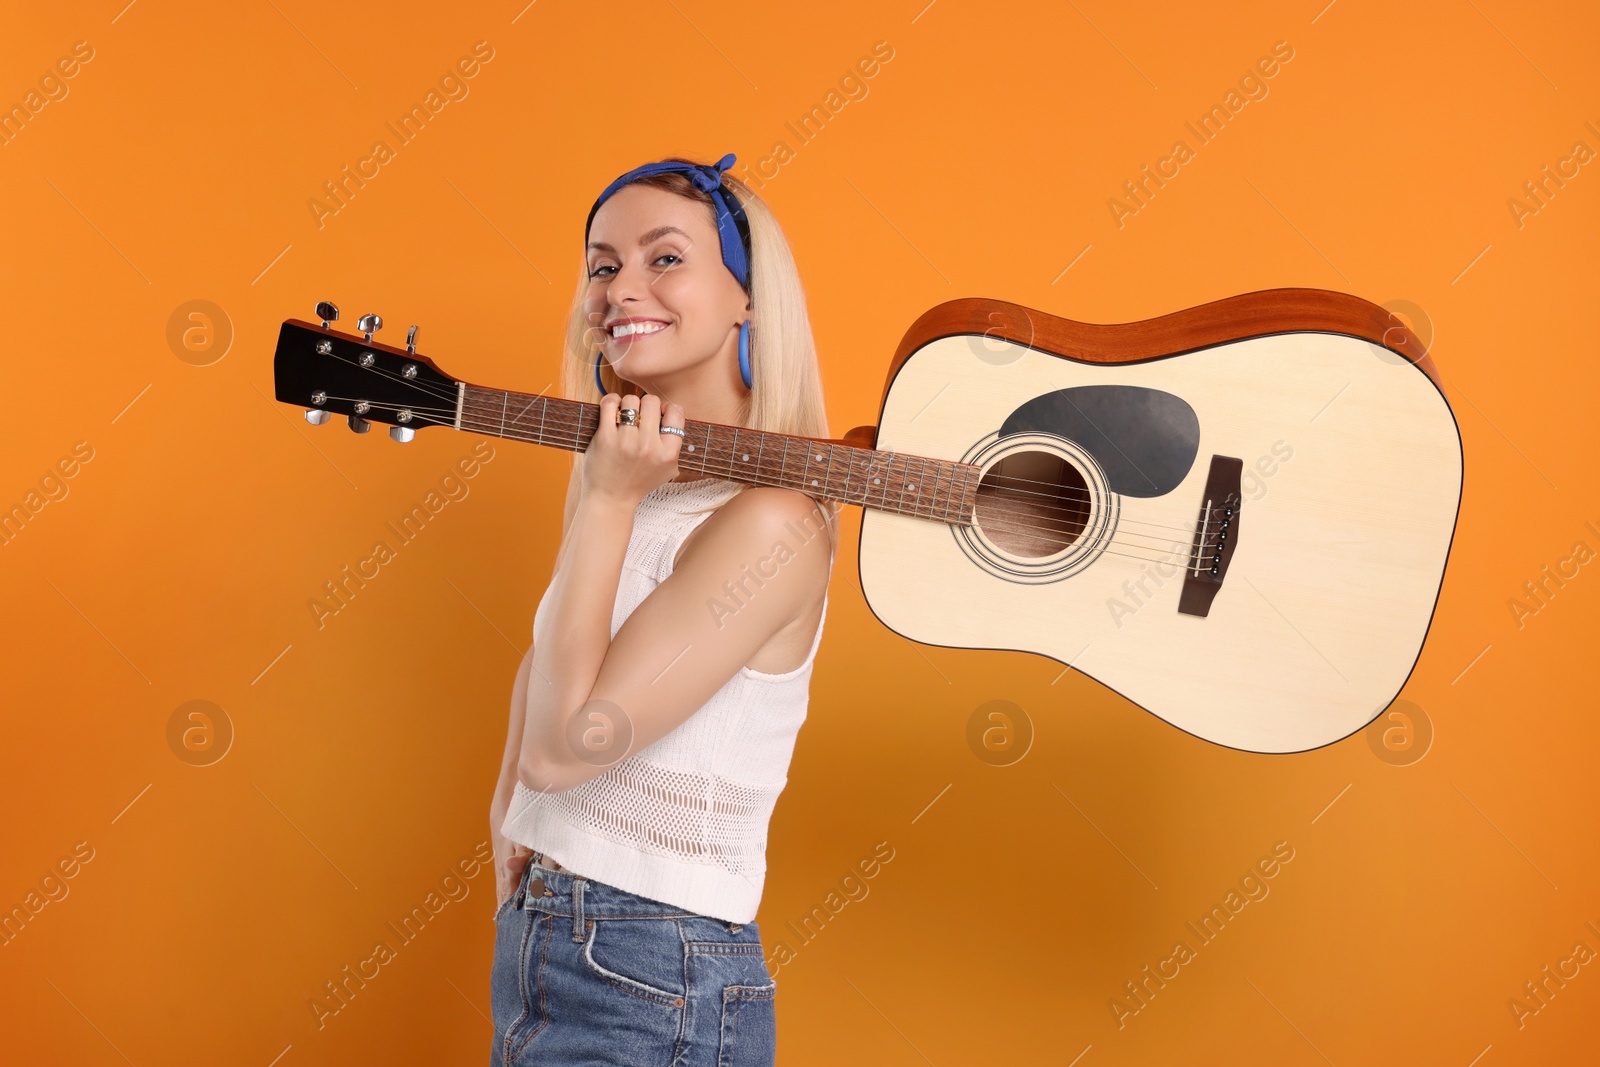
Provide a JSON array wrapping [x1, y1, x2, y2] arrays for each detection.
[[490, 458, 583, 905], [518, 396, 831, 794]]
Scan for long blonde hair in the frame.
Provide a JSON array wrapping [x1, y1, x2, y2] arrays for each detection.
[[560, 159, 839, 545]]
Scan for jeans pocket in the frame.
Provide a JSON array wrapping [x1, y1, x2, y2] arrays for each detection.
[[580, 918, 687, 1007], [718, 980, 777, 1067]]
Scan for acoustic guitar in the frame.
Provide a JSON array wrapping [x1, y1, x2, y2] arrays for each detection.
[[272, 288, 1462, 754]]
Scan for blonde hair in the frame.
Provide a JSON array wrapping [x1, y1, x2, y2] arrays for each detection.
[[560, 159, 839, 546]]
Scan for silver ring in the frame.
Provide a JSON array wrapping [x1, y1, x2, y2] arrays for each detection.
[[617, 408, 639, 426], [658, 425, 685, 438]]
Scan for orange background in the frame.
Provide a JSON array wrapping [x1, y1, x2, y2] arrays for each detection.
[[3, 1, 1597, 1064]]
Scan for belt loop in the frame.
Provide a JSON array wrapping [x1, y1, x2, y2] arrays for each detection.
[[571, 878, 586, 942]]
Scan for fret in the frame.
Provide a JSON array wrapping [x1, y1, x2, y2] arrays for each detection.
[[777, 434, 789, 491], [687, 421, 708, 470], [707, 422, 726, 476], [500, 391, 509, 438], [755, 432, 765, 488], [731, 427, 742, 477], [840, 444, 856, 504], [795, 438, 809, 492], [901, 455, 918, 519], [702, 424, 719, 476], [507, 393, 530, 442], [538, 396, 548, 445], [821, 443, 835, 499], [925, 455, 940, 521], [869, 451, 890, 512]]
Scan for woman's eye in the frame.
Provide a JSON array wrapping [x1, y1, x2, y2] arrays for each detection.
[[588, 254, 678, 278]]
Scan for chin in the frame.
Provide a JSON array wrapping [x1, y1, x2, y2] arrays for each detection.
[[606, 348, 675, 388]]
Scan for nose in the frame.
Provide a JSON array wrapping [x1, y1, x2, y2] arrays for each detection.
[[604, 254, 650, 310]]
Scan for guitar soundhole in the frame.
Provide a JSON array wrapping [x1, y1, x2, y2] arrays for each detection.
[[974, 450, 1090, 557]]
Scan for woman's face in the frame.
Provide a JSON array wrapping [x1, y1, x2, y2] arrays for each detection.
[[584, 183, 750, 392]]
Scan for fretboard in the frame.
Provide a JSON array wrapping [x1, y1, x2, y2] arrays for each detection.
[[458, 385, 977, 525]]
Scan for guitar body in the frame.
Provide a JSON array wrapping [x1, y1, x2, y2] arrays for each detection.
[[857, 290, 1463, 753]]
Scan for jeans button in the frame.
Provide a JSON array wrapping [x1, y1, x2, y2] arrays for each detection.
[[529, 877, 546, 898]]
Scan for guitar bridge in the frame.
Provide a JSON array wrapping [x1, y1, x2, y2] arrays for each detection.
[[1177, 456, 1243, 618]]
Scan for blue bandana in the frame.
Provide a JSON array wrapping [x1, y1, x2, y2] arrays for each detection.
[[584, 152, 752, 291]]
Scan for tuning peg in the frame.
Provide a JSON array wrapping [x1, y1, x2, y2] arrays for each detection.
[[390, 425, 416, 443], [304, 409, 332, 426], [347, 415, 370, 433], [316, 302, 340, 329], [358, 314, 383, 342], [406, 325, 418, 354]]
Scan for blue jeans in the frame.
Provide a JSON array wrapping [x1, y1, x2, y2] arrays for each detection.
[[490, 850, 777, 1066]]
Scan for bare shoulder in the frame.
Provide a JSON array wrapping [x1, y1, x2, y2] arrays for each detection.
[[676, 486, 833, 583], [720, 485, 831, 534]]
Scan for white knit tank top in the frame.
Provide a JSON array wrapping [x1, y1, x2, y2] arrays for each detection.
[[500, 475, 830, 924]]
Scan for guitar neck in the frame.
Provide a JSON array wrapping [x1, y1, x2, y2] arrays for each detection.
[[460, 384, 977, 525]]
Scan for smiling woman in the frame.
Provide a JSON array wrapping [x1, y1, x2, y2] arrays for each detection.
[[485, 154, 837, 1067]]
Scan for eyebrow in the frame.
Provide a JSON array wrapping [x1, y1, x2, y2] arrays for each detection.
[[587, 225, 691, 253]]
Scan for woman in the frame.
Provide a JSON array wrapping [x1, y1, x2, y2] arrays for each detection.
[[486, 153, 836, 1066]]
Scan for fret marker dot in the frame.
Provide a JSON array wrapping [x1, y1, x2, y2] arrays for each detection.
[[814, 453, 822, 462], [811, 479, 819, 486], [741, 454, 750, 462], [686, 444, 695, 452], [908, 485, 916, 491], [873, 478, 881, 485]]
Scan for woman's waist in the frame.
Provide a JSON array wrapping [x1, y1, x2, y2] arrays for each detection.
[[518, 845, 762, 926]]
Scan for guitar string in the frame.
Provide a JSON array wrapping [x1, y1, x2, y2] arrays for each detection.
[[326, 392, 1225, 541], [306, 387, 1229, 558], [293, 345, 1231, 561], [454, 394, 1231, 533], [447, 406, 1218, 547], [302, 355, 1233, 530], [447, 408, 1225, 566], [453, 408, 1225, 548], [305, 367, 1228, 535], [320, 399, 1223, 565], [318, 353, 467, 408]]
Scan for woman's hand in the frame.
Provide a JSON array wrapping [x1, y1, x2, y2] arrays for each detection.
[[495, 839, 533, 907], [582, 393, 685, 508]]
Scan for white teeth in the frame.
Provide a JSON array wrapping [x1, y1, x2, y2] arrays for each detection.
[[611, 321, 667, 338]]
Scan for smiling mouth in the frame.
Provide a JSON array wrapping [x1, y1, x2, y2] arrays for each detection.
[[609, 322, 670, 345]]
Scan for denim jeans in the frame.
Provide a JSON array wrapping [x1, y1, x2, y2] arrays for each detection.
[[490, 850, 777, 1066]]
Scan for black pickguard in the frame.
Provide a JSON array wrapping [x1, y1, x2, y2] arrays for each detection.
[[998, 385, 1199, 497]]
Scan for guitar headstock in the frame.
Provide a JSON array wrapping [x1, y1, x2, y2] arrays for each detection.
[[272, 301, 461, 442]]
